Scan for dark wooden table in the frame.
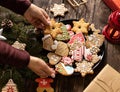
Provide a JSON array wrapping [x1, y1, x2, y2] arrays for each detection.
[[31, 0, 120, 92], [1, 0, 120, 92]]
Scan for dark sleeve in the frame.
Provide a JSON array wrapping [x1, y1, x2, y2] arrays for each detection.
[[0, 0, 31, 15], [0, 41, 30, 68]]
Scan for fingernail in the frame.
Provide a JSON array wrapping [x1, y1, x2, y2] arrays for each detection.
[[51, 73, 55, 78]]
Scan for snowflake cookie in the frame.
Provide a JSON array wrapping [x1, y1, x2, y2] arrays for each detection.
[[50, 4, 68, 17], [74, 60, 94, 77]]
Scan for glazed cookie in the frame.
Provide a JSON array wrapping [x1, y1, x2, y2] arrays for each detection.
[[89, 46, 100, 55], [71, 18, 89, 34], [51, 40, 58, 50], [55, 24, 70, 41], [12, 41, 26, 50], [71, 46, 85, 62], [85, 33, 105, 48], [50, 3, 68, 17], [55, 41, 69, 56], [44, 19, 62, 39], [42, 34, 54, 51], [55, 62, 74, 76], [84, 47, 92, 61], [61, 56, 74, 65], [91, 55, 102, 64], [35, 78, 54, 92], [47, 52, 61, 65], [74, 60, 94, 77]]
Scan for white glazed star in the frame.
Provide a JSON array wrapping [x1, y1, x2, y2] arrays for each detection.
[[0, 28, 7, 40], [50, 4, 68, 17]]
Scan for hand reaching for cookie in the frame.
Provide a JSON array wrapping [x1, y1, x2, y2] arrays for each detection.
[[24, 4, 50, 29], [28, 56, 55, 78]]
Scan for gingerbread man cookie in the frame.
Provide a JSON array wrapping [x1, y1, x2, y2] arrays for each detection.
[[50, 3, 68, 17], [71, 18, 89, 34], [35, 78, 54, 92]]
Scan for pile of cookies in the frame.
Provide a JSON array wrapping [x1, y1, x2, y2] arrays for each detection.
[[42, 18, 104, 77]]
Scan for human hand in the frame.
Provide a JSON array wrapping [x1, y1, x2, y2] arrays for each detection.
[[28, 56, 55, 78], [24, 4, 50, 29]]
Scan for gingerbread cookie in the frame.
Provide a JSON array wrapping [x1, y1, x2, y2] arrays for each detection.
[[55, 24, 70, 41], [71, 46, 85, 62], [44, 19, 62, 39], [47, 52, 61, 65], [85, 33, 104, 48], [35, 78, 54, 92], [71, 18, 89, 34], [84, 47, 92, 61], [42, 34, 54, 51], [55, 41, 69, 56], [61, 56, 74, 65], [89, 24, 101, 33], [74, 60, 94, 77], [51, 40, 58, 50], [12, 41, 26, 50], [55, 62, 74, 76], [50, 3, 68, 17]]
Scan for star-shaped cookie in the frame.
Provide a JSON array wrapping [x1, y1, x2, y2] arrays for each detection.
[[50, 4, 68, 17], [44, 19, 62, 39], [71, 18, 89, 34], [74, 60, 94, 77]]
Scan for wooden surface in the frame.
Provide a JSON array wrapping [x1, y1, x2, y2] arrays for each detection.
[[1, 0, 120, 92], [32, 0, 120, 92]]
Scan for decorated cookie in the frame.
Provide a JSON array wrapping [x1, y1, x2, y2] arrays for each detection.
[[74, 60, 94, 77], [89, 46, 100, 55], [44, 19, 62, 38], [50, 3, 68, 17], [68, 32, 85, 45], [84, 47, 92, 61], [47, 52, 61, 65], [61, 56, 74, 65], [68, 31, 74, 38], [91, 55, 102, 64], [85, 33, 105, 48], [42, 34, 54, 51], [55, 41, 69, 56], [55, 62, 74, 76], [51, 40, 58, 50], [71, 18, 89, 34], [35, 78, 54, 92], [12, 41, 26, 50], [89, 24, 101, 33], [66, 24, 72, 31], [55, 24, 70, 41], [71, 46, 85, 62]]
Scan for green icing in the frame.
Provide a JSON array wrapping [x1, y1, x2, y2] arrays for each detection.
[[55, 25, 70, 41]]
